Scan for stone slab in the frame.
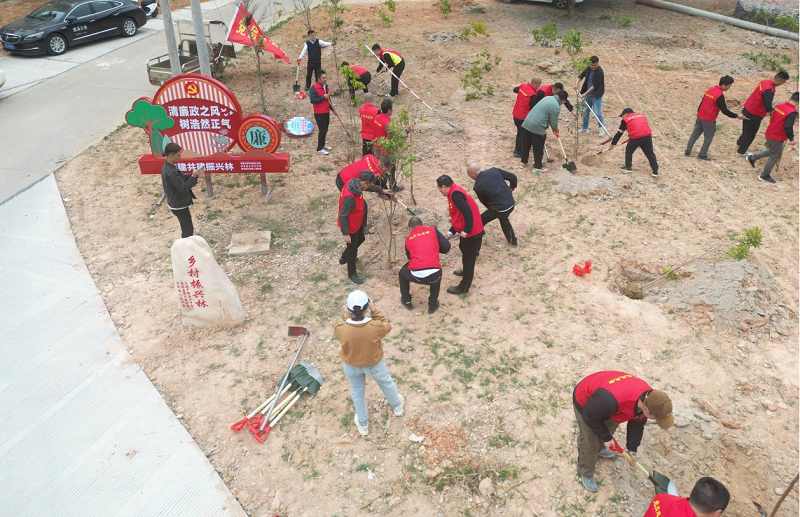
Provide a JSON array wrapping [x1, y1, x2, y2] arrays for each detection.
[[228, 231, 272, 255]]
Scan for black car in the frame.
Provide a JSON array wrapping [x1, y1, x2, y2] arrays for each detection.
[[0, 0, 147, 56]]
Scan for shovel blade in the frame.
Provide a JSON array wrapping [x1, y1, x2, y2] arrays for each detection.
[[293, 84, 301, 93], [564, 161, 578, 173], [650, 470, 679, 496], [288, 326, 309, 337]]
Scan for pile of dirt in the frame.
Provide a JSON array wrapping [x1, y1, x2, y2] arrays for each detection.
[[550, 170, 621, 198], [420, 56, 472, 72], [702, 56, 763, 76], [643, 260, 794, 339], [424, 31, 463, 44]]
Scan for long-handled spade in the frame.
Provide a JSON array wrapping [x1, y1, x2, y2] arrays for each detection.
[[231, 383, 293, 432], [293, 64, 302, 96], [556, 136, 578, 173], [254, 362, 323, 443], [609, 439, 679, 495], [395, 197, 423, 216]]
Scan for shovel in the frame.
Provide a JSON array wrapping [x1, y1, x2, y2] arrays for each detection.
[[258, 326, 310, 433], [556, 136, 578, 173], [596, 139, 629, 155], [293, 64, 301, 95], [395, 197, 423, 216], [544, 145, 555, 163], [610, 439, 678, 495], [254, 362, 323, 443]]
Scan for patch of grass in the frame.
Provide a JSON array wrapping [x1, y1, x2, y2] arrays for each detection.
[[209, 362, 226, 371], [339, 405, 355, 428], [661, 267, 680, 281], [614, 16, 634, 27], [439, 0, 451, 17], [742, 50, 792, 70], [656, 64, 675, 71], [307, 272, 328, 283]]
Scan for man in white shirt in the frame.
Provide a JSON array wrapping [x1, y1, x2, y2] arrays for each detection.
[[297, 29, 333, 91]]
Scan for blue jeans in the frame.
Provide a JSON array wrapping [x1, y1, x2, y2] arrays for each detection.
[[582, 95, 604, 130], [343, 359, 401, 426]]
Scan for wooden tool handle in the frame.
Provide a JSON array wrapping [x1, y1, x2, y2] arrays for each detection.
[[271, 388, 308, 427], [622, 452, 651, 477], [247, 384, 292, 418]]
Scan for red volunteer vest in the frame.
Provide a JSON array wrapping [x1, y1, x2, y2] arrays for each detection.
[[447, 185, 484, 238], [697, 85, 724, 122], [339, 155, 383, 185], [513, 83, 537, 120], [765, 102, 797, 141], [574, 371, 651, 424], [337, 183, 365, 233], [350, 65, 368, 76], [539, 84, 554, 96], [382, 49, 403, 64], [406, 226, 441, 270], [312, 82, 330, 114], [623, 113, 652, 139], [643, 495, 697, 517], [373, 113, 391, 141], [359, 103, 379, 140], [744, 79, 776, 118]]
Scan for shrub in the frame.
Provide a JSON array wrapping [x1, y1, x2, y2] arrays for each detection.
[[384, 0, 396, 12], [460, 22, 490, 39], [379, 10, 393, 26], [531, 23, 558, 47], [439, 0, 451, 17], [614, 16, 635, 27], [775, 15, 799, 32], [728, 227, 763, 260], [461, 50, 501, 101]]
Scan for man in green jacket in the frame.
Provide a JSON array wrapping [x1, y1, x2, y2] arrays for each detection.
[[520, 91, 568, 173]]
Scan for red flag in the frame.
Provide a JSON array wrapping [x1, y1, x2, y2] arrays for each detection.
[[225, 1, 290, 64]]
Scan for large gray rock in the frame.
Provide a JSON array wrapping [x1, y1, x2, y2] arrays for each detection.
[[171, 236, 245, 328]]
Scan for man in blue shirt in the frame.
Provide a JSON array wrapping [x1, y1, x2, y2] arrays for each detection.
[[576, 56, 606, 136]]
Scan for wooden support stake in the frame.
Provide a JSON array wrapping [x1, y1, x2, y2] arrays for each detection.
[[205, 173, 214, 197]]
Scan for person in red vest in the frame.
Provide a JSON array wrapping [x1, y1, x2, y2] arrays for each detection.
[[534, 82, 575, 115], [309, 71, 336, 156], [643, 477, 730, 517], [399, 217, 451, 314], [608, 108, 659, 178], [436, 175, 485, 295], [341, 61, 372, 100], [373, 98, 393, 143], [335, 154, 387, 192], [573, 371, 674, 492], [372, 44, 405, 97], [359, 93, 379, 156], [512, 77, 542, 158], [746, 91, 798, 184], [685, 76, 746, 161], [737, 70, 790, 156], [338, 171, 385, 284]]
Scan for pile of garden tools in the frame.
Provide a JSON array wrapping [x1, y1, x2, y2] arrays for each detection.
[[230, 326, 323, 444]]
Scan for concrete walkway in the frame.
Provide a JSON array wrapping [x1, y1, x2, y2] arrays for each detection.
[[0, 175, 246, 517]]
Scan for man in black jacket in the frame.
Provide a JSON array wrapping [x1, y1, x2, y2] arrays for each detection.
[[466, 163, 517, 246], [297, 29, 333, 91], [399, 217, 451, 314], [161, 143, 203, 238], [575, 56, 606, 135]]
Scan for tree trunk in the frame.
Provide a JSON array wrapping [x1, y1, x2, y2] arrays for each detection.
[[568, 0, 575, 17], [247, 33, 267, 113]]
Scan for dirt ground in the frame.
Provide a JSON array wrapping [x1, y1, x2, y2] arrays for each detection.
[[55, 0, 799, 515]]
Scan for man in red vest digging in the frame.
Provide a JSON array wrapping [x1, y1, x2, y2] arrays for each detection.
[[573, 371, 674, 492], [309, 71, 335, 156], [341, 61, 372, 100], [372, 44, 405, 97], [436, 175, 484, 295], [338, 171, 386, 284], [335, 154, 386, 192], [685, 76, 746, 161], [737, 70, 790, 156], [359, 93, 379, 156], [608, 108, 659, 178], [746, 91, 798, 184], [643, 477, 730, 517], [512, 77, 541, 158], [399, 217, 451, 314]]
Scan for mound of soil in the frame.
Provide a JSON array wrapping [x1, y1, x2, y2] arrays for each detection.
[[550, 170, 621, 198], [424, 31, 463, 44]]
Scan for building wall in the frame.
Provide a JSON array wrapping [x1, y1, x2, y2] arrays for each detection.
[[735, 0, 799, 18]]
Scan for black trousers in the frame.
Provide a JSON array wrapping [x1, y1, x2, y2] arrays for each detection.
[[737, 114, 763, 154], [362, 138, 374, 156], [513, 117, 524, 155], [389, 60, 405, 96], [171, 207, 194, 238], [521, 130, 546, 168], [626, 135, 659, 173], [481, 207, 516, 245], [349, 72, 372, 99], [314, 113, 330, 151], [399, 264, 442, 307], [340, 227, 365, 276], [305, 60, 322, 90], [457, 235, 483, 291]]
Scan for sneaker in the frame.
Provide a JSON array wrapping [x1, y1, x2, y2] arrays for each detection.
[[580, 475, 598, 492], [651, 170, 659, 178], [339, 255, 346, 265], [598, 447, 615, 459], [428, 301, 440, 314], [759, 174, 776, 184], [393, 395, 405, 417], [447, 285, 468, 295], [402, 299, 413, 310], [697, 155, 712, 161], [349, 274, 363, 284], [354, 414, 368, 436], [598, 130, 606, 136], [509, 238, 518, 246], [513, 151, 521, 158], [534, 168, 549, 174], [737, 152, 751, 157], [518, 164, 527, 169], [746, 155, 756, 168], [684, 150, 691, 157], [578, 128, 589, 134], [317, 149, 330, 156], [620, 166, 632, 173], [453, 269, 464, 277], [324, 145, 333, 151]]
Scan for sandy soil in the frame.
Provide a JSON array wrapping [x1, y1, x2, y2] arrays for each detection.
[[56, 0, 799, 515]]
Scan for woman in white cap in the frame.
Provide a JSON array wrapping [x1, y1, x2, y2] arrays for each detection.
[[334, 290, 404, 436]]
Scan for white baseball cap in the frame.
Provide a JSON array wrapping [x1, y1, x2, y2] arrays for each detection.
[[347, 290, 370, 311]]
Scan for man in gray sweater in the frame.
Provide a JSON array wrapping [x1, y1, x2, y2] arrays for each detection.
[[520, 91, 568, 173]]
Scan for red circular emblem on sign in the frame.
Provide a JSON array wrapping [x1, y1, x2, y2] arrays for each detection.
[[185, 81, 200, 96], [238, 114, 281, 153]]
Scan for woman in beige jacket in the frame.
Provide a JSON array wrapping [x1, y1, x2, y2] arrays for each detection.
[[334, 290, 404, 436]]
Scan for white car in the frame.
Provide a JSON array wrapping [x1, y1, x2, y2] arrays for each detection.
[[502, 0, 584, 7]]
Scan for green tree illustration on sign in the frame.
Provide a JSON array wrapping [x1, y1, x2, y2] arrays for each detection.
[[126, 99, 175, 155]]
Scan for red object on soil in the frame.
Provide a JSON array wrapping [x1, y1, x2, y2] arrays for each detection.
[[573, 261, 592, 276], [296, 91, 307, 100], [609, 437, 624, 454]]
